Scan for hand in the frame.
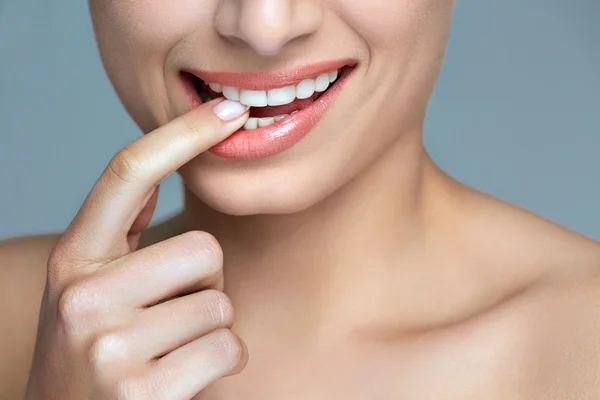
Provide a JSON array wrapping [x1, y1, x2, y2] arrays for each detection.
[[25, 98, 250, 400]]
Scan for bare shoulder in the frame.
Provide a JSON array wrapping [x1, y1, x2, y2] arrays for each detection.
[[460, 188, 600, 397], [460, 186, 600, 279], [530, 231, 600, 398], [517, 254, 600, 398], [0, 233, 61, 399]]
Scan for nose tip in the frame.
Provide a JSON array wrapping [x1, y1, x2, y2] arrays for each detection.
[[216, 0, 322, 56], [238, 3, 292, 55]]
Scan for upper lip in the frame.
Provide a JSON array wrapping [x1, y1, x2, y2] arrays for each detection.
[[182, 59, 356, 91]]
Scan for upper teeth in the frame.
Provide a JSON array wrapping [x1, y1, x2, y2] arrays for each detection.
[[207, 69, 340, 108]]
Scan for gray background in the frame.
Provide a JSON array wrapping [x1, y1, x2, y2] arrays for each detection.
[[1, 0, 598, 241]]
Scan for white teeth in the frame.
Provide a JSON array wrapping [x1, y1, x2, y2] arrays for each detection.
[[208, 83, 223, 93], [315, 73, 330, 92], [244, 118, 258, 130], [222, 86, 240, 101], [206, 68, 341, 105], [328, 70, 338, 83], [242, 114, 290, 130], [296, 79, 316, 99], [267, 86, 296, 106], [258, 117, 275, 127], [240, 89, 268, 107]]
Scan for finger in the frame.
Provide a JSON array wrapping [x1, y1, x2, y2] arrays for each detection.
[[87, 231, 224, 307], [128, 290, 234, 362], [53, 98, 248, 275], [147, 329, 248, 399], [128, 184, 160, 251]]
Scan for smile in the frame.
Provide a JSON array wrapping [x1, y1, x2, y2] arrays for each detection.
[[180, 60, 356, 159]]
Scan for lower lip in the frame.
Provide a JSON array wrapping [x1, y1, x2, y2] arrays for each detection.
[[205, 69, 355, 160]]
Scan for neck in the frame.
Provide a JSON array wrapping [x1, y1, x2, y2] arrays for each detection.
[[181, 133, 495, 338]]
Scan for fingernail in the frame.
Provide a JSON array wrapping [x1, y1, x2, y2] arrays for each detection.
[[213, 100, 249, 121]]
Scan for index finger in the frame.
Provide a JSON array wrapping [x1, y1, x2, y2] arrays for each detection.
[[55, 98, 248, 271]]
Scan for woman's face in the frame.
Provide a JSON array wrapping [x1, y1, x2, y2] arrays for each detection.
[[89, 0, 454, 215]]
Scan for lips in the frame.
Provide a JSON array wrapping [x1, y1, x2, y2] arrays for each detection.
[[184, 60, 352, 91], [180, 59, 356, 159]]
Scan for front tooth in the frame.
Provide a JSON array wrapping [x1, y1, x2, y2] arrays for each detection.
[[244, 117, 258, 130], [222, 86, 240, 101], [274, 114, 289, 122], [240, 90, 268, 107], [208, 82, 223, 93], [258, 117, 275, 127], [315, 73, 330, 92], [296, 79, 316, 99], [267, 86, 296, 106], [328, 70, 338, 83]]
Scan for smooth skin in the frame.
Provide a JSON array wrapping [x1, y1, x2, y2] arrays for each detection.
[[2, 0, 600, 399]]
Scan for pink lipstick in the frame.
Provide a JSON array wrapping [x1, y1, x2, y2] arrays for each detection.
[[181, 59, 356, 160]]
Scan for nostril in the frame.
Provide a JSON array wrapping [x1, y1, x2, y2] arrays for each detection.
[[220, 34, 251, 48], [238, 26, 294, 56], [214, 0, 322, 57], [217, 22, 292, 56]]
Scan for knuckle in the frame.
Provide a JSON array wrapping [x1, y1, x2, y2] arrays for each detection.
[[107, 147, 146, 185], [89, 333, 130, 373], [184, 230, 221, 254], [183, 230, 223, 272], [202, 290, 234, 327], [213, 328, 244, 367], [57, 283, 95, 327]]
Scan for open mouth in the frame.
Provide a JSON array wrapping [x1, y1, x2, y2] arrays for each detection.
[[179, 60, 356, 159], [182, 65, 352, 131]]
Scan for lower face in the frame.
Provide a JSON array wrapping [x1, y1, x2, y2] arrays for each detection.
[[89, 0, 454, 216]]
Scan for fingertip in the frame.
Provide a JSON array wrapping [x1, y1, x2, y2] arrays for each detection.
[[213, 100, 250, 122]]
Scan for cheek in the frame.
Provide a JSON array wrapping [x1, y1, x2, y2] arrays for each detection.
[[89, 0, 215, 129], [335, 0, 453, 56], [337, 0, 451, 106], [90, 0, 210, 53], [338, 0, 437, 48]]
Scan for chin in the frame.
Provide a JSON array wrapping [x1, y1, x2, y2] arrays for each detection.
[[178, 161, 334, 216]]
